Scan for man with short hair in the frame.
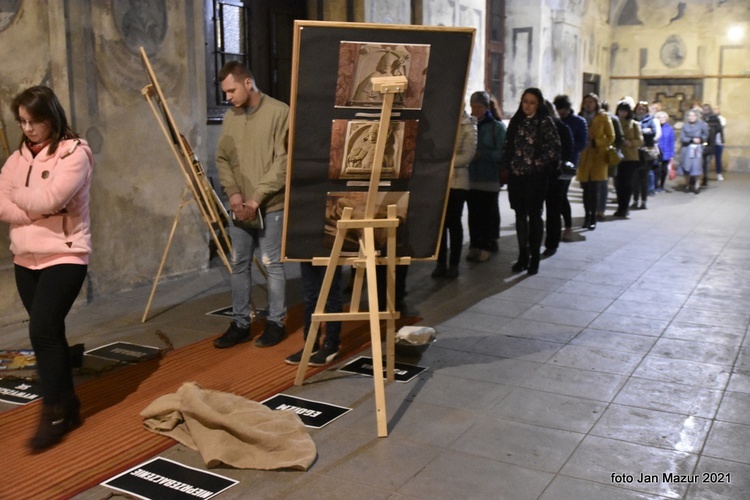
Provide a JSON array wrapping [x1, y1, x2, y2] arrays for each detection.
[[213, 61, 289, 349]]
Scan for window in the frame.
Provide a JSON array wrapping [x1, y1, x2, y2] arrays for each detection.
[[206, 0, 248, 123]]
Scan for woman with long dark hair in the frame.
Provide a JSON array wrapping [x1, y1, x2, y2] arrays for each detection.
[[0, 86, 93, 451], [502, 88, 560, 275]]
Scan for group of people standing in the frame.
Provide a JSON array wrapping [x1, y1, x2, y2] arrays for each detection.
[[434, 89, 727, 280]]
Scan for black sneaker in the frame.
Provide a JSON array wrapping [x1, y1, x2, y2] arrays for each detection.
[[308, 343, 339, 367], [284, 345, 319, 365], [255, 322, 287, 347], [213, 321, 251, 349]]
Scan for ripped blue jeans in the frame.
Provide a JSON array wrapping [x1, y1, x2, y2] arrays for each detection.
[[228, 210, 286, 328]]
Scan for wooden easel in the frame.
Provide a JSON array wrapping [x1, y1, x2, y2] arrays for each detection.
[[139, 48, 233, 322], [0, 119, 10, 159], [294, 75, 411, 437]]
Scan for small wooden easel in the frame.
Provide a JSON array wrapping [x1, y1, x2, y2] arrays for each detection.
[[139, 48, 233, 322], [294, 75, 411, 437]]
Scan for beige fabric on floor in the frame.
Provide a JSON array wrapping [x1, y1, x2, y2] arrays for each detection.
[[141, 382, 316, 470]]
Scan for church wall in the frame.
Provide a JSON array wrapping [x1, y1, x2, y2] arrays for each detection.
[[0, 0, 210, 324]]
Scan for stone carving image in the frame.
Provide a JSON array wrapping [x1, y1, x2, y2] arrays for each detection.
[[329, 120, 417, 180], [335, 42, 430, 109]]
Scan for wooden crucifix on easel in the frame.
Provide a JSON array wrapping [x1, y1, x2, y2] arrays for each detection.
[[139, 47, 233, 322], [294, 75, 411, 437]]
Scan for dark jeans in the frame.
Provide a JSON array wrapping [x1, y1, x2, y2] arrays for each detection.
[[15, 263, 88, 406], [580, 181, 601, 221], [658, 159, 670, 189], [467, 189, 500, 251], [715, 145, 724, 174], [300, 262, 342, 349], [632, 163, 649, 204], [509, 174, 547, 258], [560, 179, 573, 228], [438, 188, 468, 267], [544, 176, 565, 250], [615, 161, 639, 212]]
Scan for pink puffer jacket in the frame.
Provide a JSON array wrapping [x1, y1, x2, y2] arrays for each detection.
[[0, 138, 93, 269]]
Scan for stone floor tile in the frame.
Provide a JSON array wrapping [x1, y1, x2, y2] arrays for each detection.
[[538, 291, 614, 313], [518, 304, 599, 328], [650, 337, 738, 366], [662, 322, 745, 346], [519, 364, 627, 401], [715, 390, 750, 425], [702, 421, 750, 463], [449, 416, 584, 473], [468, 334, 563, 363], [547, 344, 642, 375], [672, 308, 750, 332], [633, 356, 731, 390], [617, 286, 690, 308], [590, 404, 711, 453], [614, 378, 723, 419], [398, 450, 554, 500], [686, 456, 750, 500], [496, 318, 583, 343], [493, 387, 607, 433], [439, 310, 514, 334], [404, 372, 513, 412], [468, 296, 535, 319], [604, 300, 680, 321], [588, 313, 671, 337], [556, 280, 628, 300], [726, 371, 750, 394], [318, 436, 442, 490], [571, 329, 658, 355], [560, 435, 698, 498], [541, 475, 672, 500]]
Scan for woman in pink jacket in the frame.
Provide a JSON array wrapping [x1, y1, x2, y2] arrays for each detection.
[[0, 86, 93, 451]]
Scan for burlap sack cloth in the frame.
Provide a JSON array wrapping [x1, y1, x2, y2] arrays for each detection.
[[141, 382, 316, 470]]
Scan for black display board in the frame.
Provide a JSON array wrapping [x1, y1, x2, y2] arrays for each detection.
[[282, 22, 474, 260]]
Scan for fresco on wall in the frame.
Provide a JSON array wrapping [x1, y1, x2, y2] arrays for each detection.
[[365, 0, 410, 24], [113, 0, 167, 55], [93, 0, 178, 105], [0, 0, 20, 32], [660, 35, 686, 68], [424, 0, 454, 25]]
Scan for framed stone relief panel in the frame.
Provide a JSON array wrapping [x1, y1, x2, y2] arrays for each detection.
[[282, 21, 474, 261]]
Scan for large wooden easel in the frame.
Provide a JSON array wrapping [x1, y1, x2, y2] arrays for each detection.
[[294, 75, 411, 437], [139, 48, 233, 322]]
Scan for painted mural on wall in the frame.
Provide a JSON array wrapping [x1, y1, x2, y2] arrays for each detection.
[[365, 0, 410, 24], [113, 0, 167, 55], [92, 0, 178, 106], [0, 0, 20, 32]]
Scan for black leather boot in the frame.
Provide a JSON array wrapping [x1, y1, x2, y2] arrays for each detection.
[[528, 253, 540, 275], [29, 392, 81, 452], [512, 251, 529, 272]]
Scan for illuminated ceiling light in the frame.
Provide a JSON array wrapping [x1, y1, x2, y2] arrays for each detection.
[[727, 25, 745, 42]]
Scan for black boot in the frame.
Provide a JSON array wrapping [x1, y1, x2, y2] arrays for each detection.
[[528, 253, 540, 275], [588, 213, 597, 230], [512, 251, 529, 272], [29, 392, 81, 452]]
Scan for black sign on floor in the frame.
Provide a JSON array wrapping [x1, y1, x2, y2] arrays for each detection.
[[102, 456, 237, 500], [205, 306, 233, 318], [85, 342, 162, 363], [338, 356, 428, 383], [261, 393, 351, 429], [0, 378, 42, 405], [205, 306, 268, 319]]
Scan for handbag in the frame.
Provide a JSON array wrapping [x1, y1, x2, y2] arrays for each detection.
[[558, 161, 577, 180], [639, 145, 661, 162], [607, 146, 623, 166]]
